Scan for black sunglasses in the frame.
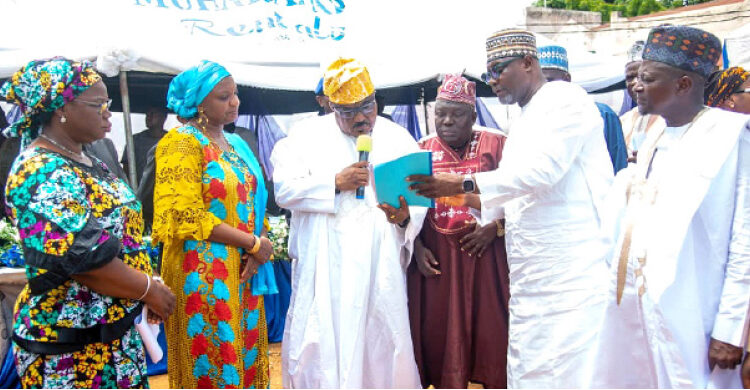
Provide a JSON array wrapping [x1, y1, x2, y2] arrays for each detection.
[[480, 57, 522, 84]]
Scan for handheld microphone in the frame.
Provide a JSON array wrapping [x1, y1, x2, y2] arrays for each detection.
[[355, 135, 372, 199]]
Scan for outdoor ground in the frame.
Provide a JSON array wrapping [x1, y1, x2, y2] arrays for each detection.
[[148, 342, 482, 389], [149, 342, 283, 389]]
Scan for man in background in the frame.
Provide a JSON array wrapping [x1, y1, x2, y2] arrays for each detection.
[[538, 45, 627, 173], [315, 77, 332, 116], [619, 40, 665, 161], [121, 105, 168, 185]]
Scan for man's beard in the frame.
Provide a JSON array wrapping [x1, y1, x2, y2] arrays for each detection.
[[497, 94, 515, 105], [637, 102, 650, 115]]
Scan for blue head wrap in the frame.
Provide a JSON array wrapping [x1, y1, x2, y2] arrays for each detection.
[[538, 45, 569, 73], [167, 60, 231, 118]]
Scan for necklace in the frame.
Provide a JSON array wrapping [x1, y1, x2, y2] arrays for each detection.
[[38, 133, 85, 160], [190, 121, 232, 152]]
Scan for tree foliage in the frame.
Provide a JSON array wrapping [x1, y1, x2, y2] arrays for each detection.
[[533, 0, 712, 21]]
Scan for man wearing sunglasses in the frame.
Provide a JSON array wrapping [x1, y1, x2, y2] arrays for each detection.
[[271, 58, 427, 388], [409, 28, 614, 388]]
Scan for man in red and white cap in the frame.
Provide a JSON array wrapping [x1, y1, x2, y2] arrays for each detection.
[[407, 74, 509, 389]]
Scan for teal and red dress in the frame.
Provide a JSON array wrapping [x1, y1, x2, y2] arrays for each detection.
[[153, 125, 275, 389]]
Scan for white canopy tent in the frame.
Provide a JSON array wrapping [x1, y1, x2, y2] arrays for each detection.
[[0, 0, 626, 183], [724, 22, 750, 68], [0, 0, 623, 93]]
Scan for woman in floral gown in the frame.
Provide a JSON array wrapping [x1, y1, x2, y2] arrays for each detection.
[[153, 60, 276, 389], [1, 58, 175, 389]]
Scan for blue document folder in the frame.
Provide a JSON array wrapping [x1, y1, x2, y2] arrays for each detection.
[[373, 151, 435, 208]]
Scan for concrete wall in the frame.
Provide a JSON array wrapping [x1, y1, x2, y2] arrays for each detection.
[[525, 6, 602, 35], [525, 0, 750, 60]]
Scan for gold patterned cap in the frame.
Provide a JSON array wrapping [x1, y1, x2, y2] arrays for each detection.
[[486, 29, 537, 63], [323, 58, 375, 105]]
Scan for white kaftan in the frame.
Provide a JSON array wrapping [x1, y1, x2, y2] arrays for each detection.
[[473, 81, 614, 388], [595, 108, 750, 388], [620, 107, 666, 155], [270, 115, 427, 389]]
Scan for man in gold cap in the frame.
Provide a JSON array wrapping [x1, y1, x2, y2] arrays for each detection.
[[271, 58, 427, 388]]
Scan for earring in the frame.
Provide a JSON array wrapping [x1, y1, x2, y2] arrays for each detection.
[[60, 116, 67, 123], [196, 107, 207, 130], [729, 102, 736, 108]]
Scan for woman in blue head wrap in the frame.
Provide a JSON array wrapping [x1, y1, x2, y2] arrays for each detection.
[[1, 57, 177, 388], [152, 60, 276, 389]]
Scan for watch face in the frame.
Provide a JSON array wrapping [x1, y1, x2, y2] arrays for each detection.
[[462, 179, 474, 193]]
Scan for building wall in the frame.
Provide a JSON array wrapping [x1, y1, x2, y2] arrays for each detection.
[[525, 0, 749, 59], [525, 6, 602, 34]]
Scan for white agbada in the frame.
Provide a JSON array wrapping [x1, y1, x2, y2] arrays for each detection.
[[594, 108, 750, 388], [473, 81, 614, 388], [271, 114, 427, 389], [620, 107, 666, 154]]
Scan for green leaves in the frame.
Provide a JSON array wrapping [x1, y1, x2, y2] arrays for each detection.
[[0, 217, 20, 251], [534, 0, 711, 21], [267, 216, 290, 261]]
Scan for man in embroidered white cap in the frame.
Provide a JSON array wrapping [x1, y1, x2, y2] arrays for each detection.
[[409, 28, 614, 388], [271, 58, 427, 388]]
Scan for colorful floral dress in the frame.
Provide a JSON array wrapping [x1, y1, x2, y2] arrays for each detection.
[[5, 147, 152, 389], [153, 125, 269, 389]]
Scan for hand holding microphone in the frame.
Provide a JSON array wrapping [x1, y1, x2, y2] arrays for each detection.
[[334, 135, 372, 194], [355, 135, 372, 199]]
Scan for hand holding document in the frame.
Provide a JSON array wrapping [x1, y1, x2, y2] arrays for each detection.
[[373, 151, 434, 208]]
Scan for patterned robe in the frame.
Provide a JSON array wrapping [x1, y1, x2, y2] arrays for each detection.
[[408, 129, 510, 388], [6, 148, 152, 389], [153, 125, 269, 389]]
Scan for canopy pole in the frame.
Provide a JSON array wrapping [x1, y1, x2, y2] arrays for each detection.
[[120, 71, 138, 189], [421, 87, 430, 135]]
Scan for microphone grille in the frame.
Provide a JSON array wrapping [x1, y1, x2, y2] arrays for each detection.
[[356, 135, 372, 152]]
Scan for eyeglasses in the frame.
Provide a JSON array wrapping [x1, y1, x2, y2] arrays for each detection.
[[480, 57, 520, 84], [74, 98, 112, 114], [330, 99, 376, 119]]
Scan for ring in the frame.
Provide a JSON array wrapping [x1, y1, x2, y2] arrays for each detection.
[[390, 215, 396, 219]]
